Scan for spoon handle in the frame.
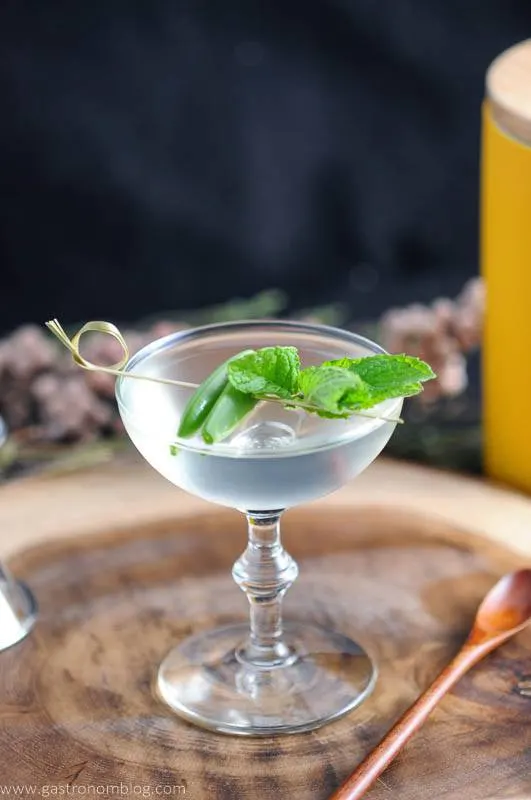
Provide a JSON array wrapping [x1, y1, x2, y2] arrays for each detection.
[[329, 645, 483, 800]]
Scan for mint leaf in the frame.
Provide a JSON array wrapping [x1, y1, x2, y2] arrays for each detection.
[[323, 354, 435, 403], [227, 346, 300, 399], [298, 366, 374, 416], [325, 354, 435, 385]]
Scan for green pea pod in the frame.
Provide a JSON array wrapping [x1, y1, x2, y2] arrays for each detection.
[[177, 350, 253, 439], [201, 383, 259, 444]]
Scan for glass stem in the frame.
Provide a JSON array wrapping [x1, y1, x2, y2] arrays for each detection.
[[232, 511, 298, 668]]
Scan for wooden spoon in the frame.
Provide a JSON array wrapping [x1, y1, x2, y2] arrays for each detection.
[[330, 569, 531, 800]]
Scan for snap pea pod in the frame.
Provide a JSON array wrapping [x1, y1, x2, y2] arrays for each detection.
[[177, 350, 253, 439], [201, 383, 259, 444]]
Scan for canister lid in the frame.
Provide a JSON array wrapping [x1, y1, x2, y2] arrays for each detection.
[[487, 39, 531, 144]]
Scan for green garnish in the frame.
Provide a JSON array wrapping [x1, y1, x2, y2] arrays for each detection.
[[176, 349, 254, 439], [227, 346, 300, 399], [298, 366, 373, 417], [323, 354, 435, 404], [175, 346, 436, 445], [202, 383, 259, 445], [302, 354, 436, 412]]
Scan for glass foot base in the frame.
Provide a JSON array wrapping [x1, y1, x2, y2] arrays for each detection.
[[157, 622, 376, 736], [0, 579, 37, 652]]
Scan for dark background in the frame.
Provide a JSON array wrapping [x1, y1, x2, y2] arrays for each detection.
[[1, 1, 530, 335]]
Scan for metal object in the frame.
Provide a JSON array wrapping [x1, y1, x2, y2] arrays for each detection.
[[0, 415, 38, 651], [0, 567, 37, 651]]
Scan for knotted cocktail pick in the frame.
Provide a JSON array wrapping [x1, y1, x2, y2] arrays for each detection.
[[45, 319, 198, 390]]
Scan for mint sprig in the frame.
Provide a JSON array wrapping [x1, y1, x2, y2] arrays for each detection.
[[226, 347, 435, 420]]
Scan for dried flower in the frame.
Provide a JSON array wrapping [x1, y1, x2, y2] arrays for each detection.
[[380, 278, 483, 402]]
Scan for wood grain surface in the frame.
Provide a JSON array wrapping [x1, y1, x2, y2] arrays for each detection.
[[1, 497, 531, 799]]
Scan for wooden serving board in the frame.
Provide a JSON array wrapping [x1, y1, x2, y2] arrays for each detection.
[[2, 501, 531, 799]]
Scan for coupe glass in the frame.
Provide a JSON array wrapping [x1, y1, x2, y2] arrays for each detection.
[[116, 320, 402, 735]]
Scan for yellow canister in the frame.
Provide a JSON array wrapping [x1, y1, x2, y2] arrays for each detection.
[[482, 40, 531, 492]]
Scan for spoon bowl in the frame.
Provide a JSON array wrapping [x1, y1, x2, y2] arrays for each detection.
[[474, 568, 531, 637]]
